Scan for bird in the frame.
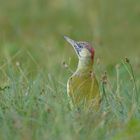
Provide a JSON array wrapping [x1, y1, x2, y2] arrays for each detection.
[[64, 36, 100, 111]]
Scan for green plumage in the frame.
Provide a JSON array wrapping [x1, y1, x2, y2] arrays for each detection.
[[64, 36, 100, 110], [67, 70, 100, 110]]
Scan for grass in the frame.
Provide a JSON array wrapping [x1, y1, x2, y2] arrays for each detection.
[[0, 0, 140, 140]]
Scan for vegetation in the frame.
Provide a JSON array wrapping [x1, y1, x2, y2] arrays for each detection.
[[0, 0, 140, 139]]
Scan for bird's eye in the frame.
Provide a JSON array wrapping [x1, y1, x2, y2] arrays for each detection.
[[78, 44, 82, 48]]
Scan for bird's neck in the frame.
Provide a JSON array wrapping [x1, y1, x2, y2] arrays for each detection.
[[76, 58, 93, 74]]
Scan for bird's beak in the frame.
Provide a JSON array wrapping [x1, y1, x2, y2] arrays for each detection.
[[64, 36, 80, 56], [64, 36, 77, 47]]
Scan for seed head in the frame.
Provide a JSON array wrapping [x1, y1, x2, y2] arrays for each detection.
[[62, 61, 68, 69], [101, 71, 107, 84], [125, 57, 130, 63]]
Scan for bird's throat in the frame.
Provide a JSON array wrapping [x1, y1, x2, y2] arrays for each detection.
[[76, 59, 93, 74]]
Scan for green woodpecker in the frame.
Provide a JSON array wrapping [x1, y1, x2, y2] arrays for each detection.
[[64, 36, 100, 110]]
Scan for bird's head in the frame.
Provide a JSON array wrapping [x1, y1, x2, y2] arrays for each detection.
[[64, 36, 94, 63]]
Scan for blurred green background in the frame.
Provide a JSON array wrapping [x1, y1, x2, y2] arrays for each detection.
[[0, 1, 140, 140], [0, 0, 140, 75]]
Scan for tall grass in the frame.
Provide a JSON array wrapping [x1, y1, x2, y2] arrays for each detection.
[[0, 52, 139, 140]]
